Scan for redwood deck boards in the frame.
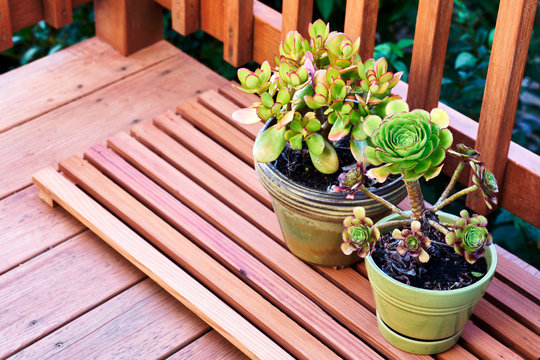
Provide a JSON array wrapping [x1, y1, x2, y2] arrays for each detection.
[[2, 36, 539, 359]]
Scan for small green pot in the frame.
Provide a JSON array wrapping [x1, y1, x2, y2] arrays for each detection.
[[365, 212, 497, 354]]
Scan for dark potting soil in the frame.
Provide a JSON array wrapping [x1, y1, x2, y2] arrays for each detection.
[[271, 138, 399, 193], [372, 217, 488, 290]]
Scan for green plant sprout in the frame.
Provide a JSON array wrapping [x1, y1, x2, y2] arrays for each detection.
[[340, 101, 498, 264], [232, 20, 403, 174]]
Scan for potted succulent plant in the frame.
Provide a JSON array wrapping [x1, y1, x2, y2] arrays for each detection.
[[339, 100, 499, 354], [232, 20, 407, 267]]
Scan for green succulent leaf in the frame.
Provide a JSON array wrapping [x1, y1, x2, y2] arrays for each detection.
[[253, 124, 286, 163], [306, 132, 325, 156], [310, 140, 339, 174]]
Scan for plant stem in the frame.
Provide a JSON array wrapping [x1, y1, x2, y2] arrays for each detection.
[[360, 185, 410, 219], [428, 220, 450, 236], [404, 180, 425, 220], [374, 220, 412, 232], [430, 185, 479, 213], [434, 162, 465, 206]]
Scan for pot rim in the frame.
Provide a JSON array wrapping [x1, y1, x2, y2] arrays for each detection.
[[366, 211, 498, 296]]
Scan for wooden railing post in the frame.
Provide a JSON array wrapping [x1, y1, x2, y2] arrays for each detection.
[[407, 0, 453, 111], [281, 0, 313, 39], [344, 0, 379, 60], [223, 0, 254, 67], [172, 0, 200, 35], [0, 0, 12, 52], [94, 0, 163, 56], [466, 0, 537, 214], [43, 0, 73, 28]]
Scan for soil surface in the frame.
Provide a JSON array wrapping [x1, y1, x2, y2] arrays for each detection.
[[272, 138, 399, 193], [372, 217, 488, 290]]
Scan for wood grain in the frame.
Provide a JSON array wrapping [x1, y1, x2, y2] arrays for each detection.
[[344, 0, 379, 59], [219, 81, 260, 108], [8, 0, 88, 33], [168, 330, 249, 360], [177, 99, 255, 165], [466, 0, 538, 214], [0, 51, 227, 199], [10, 279, 210, 359], [172, 0, 200, 35], [0, 185, 85, 275], [0, 0, 12, 51], [0, 231, 143, 358], [281, 0, 313, 39], [33, 166, 295, 360], [43, 0, 72, 28], [407, 0, 453, 110], [223, 0, 254, 66], [85, 141, 382, 359], [153, 112, 272, 208], [55, 157, 338, 360], [198, 89, 261, 139], [0, 38, 178, 135], [94, 0, 163, 55]]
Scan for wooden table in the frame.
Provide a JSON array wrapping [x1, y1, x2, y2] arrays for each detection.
[[1, 37, 539, 359]]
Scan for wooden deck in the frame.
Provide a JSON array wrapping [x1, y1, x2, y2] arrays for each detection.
[[2, 37, 540, 359]]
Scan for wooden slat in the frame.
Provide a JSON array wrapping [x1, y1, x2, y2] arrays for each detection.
[[94, 0, 163, 55], [0, 231, 144, 358], [344, 0, 379, 60], [153, 112, 272, 208], [0, 38, 178, 135], [9, 0, 89, 33], [0, 185, 84, 274], [218, 81, 260, 108], [168, 330, 249, 360], [466, 0, 538, 214], [389, 81, 540, 229], [177, 99, 254, 165], [281, 0, 313, 39], [223, 0, 253, 66], [495, 248, 540, 302], [85, 139, 382, 360], [458, 323, 523, 360], [10, 279, 210, 359], [0, 0, 13, 51], [55, 156, 338, 360], [33, 166, 295, 360], [0, 51, 227, 199], [172, 0, 200, 35], [43, 0, 72, 28], [198, 89, 261, 139], [407, 0, 453, 110], [129, 123, 278, 238]]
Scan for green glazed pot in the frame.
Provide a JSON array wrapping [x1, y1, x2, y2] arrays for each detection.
[[253, 117, 407, 268], [365, 212, 498, 354]]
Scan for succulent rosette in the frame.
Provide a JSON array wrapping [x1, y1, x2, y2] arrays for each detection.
[[357, 58, 402, 96], [362, 100, 453, 182], [333, 163, 366, 199], [326, 32, 360, 68], [392, 220, 431, 263], [446, 210, 493, 264], [341, 207, 380, 257], [279, 31, 310, 63], [470, 162, 499, 209]]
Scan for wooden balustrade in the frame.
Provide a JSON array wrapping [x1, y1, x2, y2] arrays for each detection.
[[1, 0, 539, 231]]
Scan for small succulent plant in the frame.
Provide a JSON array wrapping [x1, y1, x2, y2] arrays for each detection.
[[232, 19, 403, 175], [340, 105, 497, 267], [341, 207, 380, 257]]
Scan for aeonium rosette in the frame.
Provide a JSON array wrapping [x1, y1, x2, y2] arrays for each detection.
[[341, 207, 380, 258], [362, 100, 453, 182], [445, 210, 493, 264]]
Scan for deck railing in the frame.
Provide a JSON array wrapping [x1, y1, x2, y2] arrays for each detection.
[[1, 0, 539, 235]]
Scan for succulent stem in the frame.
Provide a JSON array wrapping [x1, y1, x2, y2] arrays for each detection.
[[374, 220, 413, 232], [428, 219, 450, 236], [404, 180, 426, 220], [434, 162, 465, 206], [359, 185, 410, 219], [430, 185, 479, 213]]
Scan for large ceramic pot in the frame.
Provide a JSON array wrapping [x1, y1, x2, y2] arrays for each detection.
[[365, 212, 498, 354], [254, 118, 407, 267]]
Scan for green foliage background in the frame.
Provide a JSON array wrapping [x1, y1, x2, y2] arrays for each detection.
[[1, 1, 538, 268]]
